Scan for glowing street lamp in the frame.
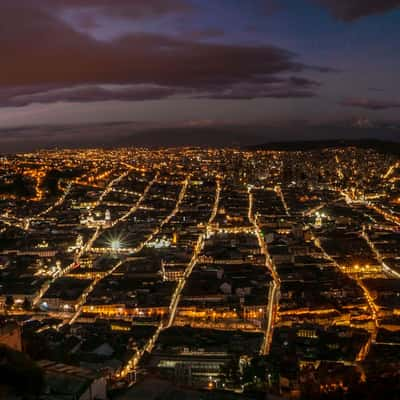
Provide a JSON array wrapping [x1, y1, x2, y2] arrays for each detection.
[[111, 240, 121, 251]]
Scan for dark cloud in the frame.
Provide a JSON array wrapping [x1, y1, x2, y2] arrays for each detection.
[[315, 0, 400, 21], [0, 78, 319, 106], [0, 2, 331, 105], [0, 85, 185, 107], [340, 98, 400, 110], [0, 8, 297, 87]]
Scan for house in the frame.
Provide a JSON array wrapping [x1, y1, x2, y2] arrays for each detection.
[[0, 320, 22, 352], [38, 360, 108, 400]]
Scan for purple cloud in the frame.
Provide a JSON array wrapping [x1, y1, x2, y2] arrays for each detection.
[[0, 2, 333, 106], [0, 85, 186, 107], [198, 77, 320, 100], [43, 0, 193, 18], [315, 0, 400, 21]]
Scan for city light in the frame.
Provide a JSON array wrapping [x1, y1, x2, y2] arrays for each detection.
[[111, 239, 121, 251], [1, 146, 399, 398]]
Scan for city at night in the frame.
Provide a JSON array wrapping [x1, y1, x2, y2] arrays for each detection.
[[0, 1, 400, 399]]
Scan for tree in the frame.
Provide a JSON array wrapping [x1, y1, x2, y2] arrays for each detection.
[[22, 297, 31, 311], [0, 345, 44, 397], [5, 296, 14, 310], [220, 356, 241, 386]]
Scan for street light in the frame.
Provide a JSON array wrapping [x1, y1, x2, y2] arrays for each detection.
[[111, 240, 121, 251]]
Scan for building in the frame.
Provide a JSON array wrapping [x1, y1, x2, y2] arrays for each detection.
[[38, 360, 108, 400], [0, 320, 22, 352]]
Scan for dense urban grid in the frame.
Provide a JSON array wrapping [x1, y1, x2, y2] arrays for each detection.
[[0, 147, 400, 399]]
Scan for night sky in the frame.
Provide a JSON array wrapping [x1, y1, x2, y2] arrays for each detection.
[[1, 0, 400, 149]]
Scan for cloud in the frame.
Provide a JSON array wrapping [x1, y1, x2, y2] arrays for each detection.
[[340, 98, 400, 110], [314, 0, 400, 21], [198, 77, 320, 100], [0, 2, 331, 105], [0, 9, 295, 87], [40, 0, 193, 19], [0, 85, 185, 107], [0, 78, 319, 106]]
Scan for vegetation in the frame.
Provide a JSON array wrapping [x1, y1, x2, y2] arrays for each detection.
[[0, 345, 44, 396]]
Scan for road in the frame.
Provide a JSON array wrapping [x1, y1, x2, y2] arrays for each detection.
[[67, 259, 124, 326], [35, 181, 72, 219], [166, 234, 205, 328], [119, 172, 159, 223], [362, 228, 400, 279], [32, 168, 143, 307], [85, 172, 159, 254], [313, 233, 378, 358], [109, 174, 188, 254], [275, 185, 290, 216], [261, 281, 278, 355], [166, 176, 220, 329], [46, 175, 190, 334], [115, 176, 193, 379], [248, 189, 280, 355]]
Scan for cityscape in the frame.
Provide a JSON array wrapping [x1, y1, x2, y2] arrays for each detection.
[[1, 0, 400, 399], [1, 146, 399, 399]]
